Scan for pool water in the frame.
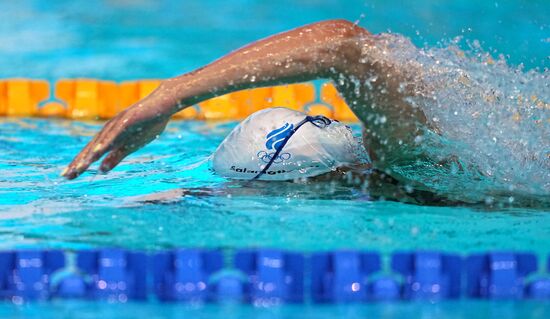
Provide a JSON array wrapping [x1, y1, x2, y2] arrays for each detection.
[[1, 119, 550, 319], [0, 0, 549, 318], [0, 300, 549, 319], [1, 0, 548, 82], [1, 118, 550, 253]]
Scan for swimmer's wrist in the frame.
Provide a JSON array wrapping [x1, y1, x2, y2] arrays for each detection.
[[159, 76, 230, 116], [137, 80, 186, 117], [156, 78, 203, 116]]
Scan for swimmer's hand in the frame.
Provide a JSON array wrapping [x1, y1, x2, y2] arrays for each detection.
[[62, 105, 170, 179]]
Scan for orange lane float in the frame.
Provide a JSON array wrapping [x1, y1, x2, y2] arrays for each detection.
[[320, 82, 358, 122], [56, 79, 118, 119], [233, 87, 273, 118], [199, 86, 276, 121], [0, 79, 50, 117], [303, 103, 334, 118], [118, 80, 162, 117], [199, 93, 241, 120], [38, 102, 66, 118], [0, 78, 359, 122], [271, 83, 316, 112]]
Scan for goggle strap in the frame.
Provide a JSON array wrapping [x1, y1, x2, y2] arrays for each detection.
[[252, 115, 331, 180]]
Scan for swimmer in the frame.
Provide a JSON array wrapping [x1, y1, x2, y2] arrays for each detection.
[[135, 107, 452, 205], [60, 19, 545, 205], [62, 20, 423, 178]]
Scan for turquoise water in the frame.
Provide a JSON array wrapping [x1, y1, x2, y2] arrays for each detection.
[[1, 0, 548, 82], [0, 300, 549, 319], [0, 0, 549, 318], [1, 118, 550, 253], [1, 118, 550, 319]]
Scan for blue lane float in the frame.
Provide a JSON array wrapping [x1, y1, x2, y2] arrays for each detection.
[[311, 251, 384, 303], [76, 249, 148, 301], [235, 249, 304, 304], [391, 251, 462, 300], [0, 250, 65, 301], [0, 249, 549, 303], [527, 255, 550, 299], [465, 252, 537, 299], [152, 249, 223, 302], [54, 249, 149, 301]]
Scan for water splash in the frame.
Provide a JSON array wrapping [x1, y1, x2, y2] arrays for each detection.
[[366, 33, 549, 205]]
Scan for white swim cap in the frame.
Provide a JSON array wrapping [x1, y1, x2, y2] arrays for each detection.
[[211, 107, 368, 181]]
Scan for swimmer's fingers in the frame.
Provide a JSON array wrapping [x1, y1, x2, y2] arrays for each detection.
[[62, 109, 168, 179], [98, 124, 160, 173], [62, 136, 113, 179], [62, 119, 125, 179], [99, 147, 132, 173]]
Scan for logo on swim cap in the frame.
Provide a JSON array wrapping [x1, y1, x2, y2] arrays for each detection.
[[257, 123, 293, 164], [265, 123, 293, 151]]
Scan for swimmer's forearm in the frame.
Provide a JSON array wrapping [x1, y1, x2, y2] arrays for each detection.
[[152, 19, 371, 115]]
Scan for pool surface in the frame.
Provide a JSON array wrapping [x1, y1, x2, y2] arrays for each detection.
[[1, 0, 549, 318], [0, 300, 549, 319], [1, 118, 550, 318], [1, 118, 550, 253]]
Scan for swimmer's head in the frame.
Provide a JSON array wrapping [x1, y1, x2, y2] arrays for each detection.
[[211, 107, 368, 181]]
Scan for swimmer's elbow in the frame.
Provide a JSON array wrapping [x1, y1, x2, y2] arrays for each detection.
[[308, 20, 370, 74], [313, 19, 370, 39]]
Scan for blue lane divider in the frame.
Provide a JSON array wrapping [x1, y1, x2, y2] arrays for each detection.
[[311, 251, 384, 303], [526, 255, 550, 299], [368, 276, 400, 301], [55, 273, 87, 298], [392, 251, 462, 300], [70, 249, 148, 301], [235, 249, 304, 304], [152, 249, 223, 302], [466, 252, 537, 299], [210, 271, 244, 301], [0, 249, 549, 303], [527, 278, 550, 299], [0, 250, 65, 301]]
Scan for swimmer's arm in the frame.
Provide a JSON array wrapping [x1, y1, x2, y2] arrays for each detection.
[[62, 19, 375, 179], [159, 20, 371, 113]]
